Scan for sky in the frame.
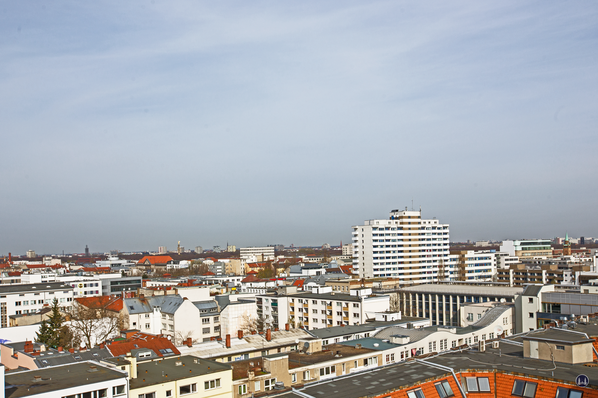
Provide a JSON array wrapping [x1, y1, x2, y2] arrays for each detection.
[[1, 1, 597, 255]]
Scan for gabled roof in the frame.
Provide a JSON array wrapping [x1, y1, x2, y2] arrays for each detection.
[[124, 295, 186, 315], [75, 296, 123, 312], [339, 265, 354, 274], [137, 255, 173, 265], [292, 279, 305, 287]]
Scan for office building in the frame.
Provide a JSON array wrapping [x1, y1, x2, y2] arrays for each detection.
[[500, 239, 552, 258]]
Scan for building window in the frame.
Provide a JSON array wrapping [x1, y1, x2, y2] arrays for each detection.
[[203, 327, 210, 333], [528, 298, 534, 303], [113, 385, 126, 396], [238, 385, 247, 395], [528, 313, 534, 318], [407, 388, 425, 398], [180, 383, 198, 395], [512, 380, 537, 398], [204, 379, 220, 390], [202, 318, 210, 324], [556, 345, 565, 351], [435, 380, 454, 398], [166, 391, 172, 397], [255, 381, 261, 391], [319, 366, 336, 377], [465, 377, 490, 392], [291, 373, 297, 383], [303, 370, 310, 380], [138, 393, 156, 398], [264, 378, 276, 391], [556, 387, 583, 398]]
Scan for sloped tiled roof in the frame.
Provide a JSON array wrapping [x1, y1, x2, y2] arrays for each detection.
[[137, 255, 173, 265], [106, 332, 180, 358], [75, 296, 123, 312]]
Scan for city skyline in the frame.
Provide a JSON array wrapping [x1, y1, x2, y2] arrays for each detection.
[[2, 1, 597, 255]]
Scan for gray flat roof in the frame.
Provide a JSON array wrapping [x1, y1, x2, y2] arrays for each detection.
[[521, 328, 595, 344], [5, 362, 126, 398], [0, 282, 73, 294], [399, 283, 523, 296], [290, 340, 595, 398], [309, 324, 376, 339], [130, 355, 231, 389]]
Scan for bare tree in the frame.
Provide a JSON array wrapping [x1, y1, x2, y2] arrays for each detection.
[[66, 300, 125, 348], [240, 313, 271, 334], [389, 292, 401, 313]]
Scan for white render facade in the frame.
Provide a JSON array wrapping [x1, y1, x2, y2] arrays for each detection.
[[257, 290, 390, 330], [0, 282, 74, 328], [240, 246, 275, 261], [353, 208, 451, 282]]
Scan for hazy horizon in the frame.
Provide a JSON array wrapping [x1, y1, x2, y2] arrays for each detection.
[[2, 1, 597, 256]]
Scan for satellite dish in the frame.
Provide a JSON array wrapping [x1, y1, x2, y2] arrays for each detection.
[[494, 326, 504, 335]]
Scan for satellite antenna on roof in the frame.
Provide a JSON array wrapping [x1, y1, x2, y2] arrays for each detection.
[[494, 326, 504, 336]]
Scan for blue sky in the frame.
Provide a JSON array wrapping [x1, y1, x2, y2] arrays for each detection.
[[1, 1, 597, 255]]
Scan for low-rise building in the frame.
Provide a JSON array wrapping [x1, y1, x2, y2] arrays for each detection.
[[396, 283, 522, 326], [4, 361, 129, 398], [0, 282, 74, 327], [258, 287, 390, 331]]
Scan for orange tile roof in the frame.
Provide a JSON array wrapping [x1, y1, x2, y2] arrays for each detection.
[[138, 255, 173, 265], [75, 296, 123, 312], [292, 279, 305, 287]]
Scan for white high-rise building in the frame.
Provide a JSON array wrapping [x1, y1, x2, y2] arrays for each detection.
[[352, 208, 451, 283]]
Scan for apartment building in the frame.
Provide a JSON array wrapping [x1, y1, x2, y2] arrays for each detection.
[[285, 326, 598, 398], [396, 283, 522, 326], [496, 263, 590, 286], [352, 208, 452, 283], [451, 250, 496, 281], [0, 282, 74, 327], [123, 294, 221, 344], [257, 287, 390, 330], [4, 361, 129, 398], [500, 239, 552, 258], [103, 355, 233, 398]]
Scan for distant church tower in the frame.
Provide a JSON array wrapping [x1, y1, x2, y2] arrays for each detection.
[[563, 233, 572, 256], [85, 245, 90, 256]]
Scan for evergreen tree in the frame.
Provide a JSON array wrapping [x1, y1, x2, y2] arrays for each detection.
[[35, 298, 63, 348]]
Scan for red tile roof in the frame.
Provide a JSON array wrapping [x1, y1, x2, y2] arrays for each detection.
[[106, 332, 180, 357], [339, 265, 354, 274], [292, 279, 305, 287]]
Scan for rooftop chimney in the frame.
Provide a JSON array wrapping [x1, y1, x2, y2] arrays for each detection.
[[226, 334, 231, 348], [24, 341, 34, 353], [285, 323, 290, 331], [69, 348, 75, 353], [186, 338, 192, 347], [238, 330, 243, 339], [57, 347, 63, 352], [266, 328, 271, 342]]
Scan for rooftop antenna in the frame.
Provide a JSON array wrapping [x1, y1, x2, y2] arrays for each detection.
[[411, 199, 414, 211]]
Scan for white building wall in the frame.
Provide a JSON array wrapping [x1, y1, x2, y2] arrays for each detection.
[[352, 209, 451, 283]]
